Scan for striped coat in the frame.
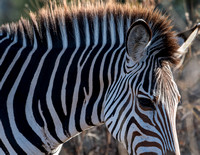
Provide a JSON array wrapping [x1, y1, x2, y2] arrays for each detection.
[[0, 1, 199, 155]]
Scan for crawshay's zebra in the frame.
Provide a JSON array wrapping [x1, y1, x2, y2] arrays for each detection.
[[0, 2, 199, 155]]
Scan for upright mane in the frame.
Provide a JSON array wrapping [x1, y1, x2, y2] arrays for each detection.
[[0, 1, 180, 65]]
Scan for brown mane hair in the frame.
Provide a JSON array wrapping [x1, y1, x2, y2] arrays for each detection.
[[0, 1, 180, 65]]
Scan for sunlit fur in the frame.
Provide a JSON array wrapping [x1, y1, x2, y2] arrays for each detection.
[[0, 1, 181, 155]]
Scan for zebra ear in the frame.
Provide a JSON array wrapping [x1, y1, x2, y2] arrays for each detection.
[[126, 19, 152, 62], [177, 23, 200, 54], [174, 23, 200, 70]]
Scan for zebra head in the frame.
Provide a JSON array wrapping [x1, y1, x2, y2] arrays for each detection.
[[104, 19, 182, 155]]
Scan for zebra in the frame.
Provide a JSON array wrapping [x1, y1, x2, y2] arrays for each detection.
[[0, 2, 199, 155]]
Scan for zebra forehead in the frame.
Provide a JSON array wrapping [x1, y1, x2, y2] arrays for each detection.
[[0, 1, 180, 65]]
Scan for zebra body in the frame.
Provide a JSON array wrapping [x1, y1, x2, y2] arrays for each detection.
[[1, 4, 128, 154], [0, 2, 198, 155]]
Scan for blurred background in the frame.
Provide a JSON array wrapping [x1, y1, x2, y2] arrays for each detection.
[[0, 0, 200, 155]]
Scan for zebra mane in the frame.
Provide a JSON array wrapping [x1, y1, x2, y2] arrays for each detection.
[[0, 1, 180, 65]]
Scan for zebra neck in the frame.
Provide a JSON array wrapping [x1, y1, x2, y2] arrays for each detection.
[[55, 15, 128, 137], [0, 13, 129, 151]]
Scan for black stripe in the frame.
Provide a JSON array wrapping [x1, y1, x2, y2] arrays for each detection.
[[61, 16, 77, 135], [0, 139, 9, 155], [110, 95, 131, 135], [0, 96, 26, 154], [32, 23, 63, 143]]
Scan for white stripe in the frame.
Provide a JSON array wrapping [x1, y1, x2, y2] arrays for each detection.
[[106, 14, 116, 84], [79, 14, 103, 127], [129, 124, 164, 154], [153, 107, 168, 151], [26, 27, 59, 148], [105, 78, 129, 121], [133, 102, 166, 143], [99, 15, 125, 121], [0, 120, 17, 155], [0, 149, 5, 155], [113, 74, 131, 101], [0, 33, 27, 90], [139, 56, 155, 98], [45, 18, 69, 142], [38, 100, 58, 152], [57, 19, 68, 116], [104, 77, 125, 114], [0, 33, 9, 43], [74, 15, 91, 130], [162, 104, 175, 151], [156, 105, 172, 151], [0, 33, 17, 66], [112, 16, 125, 81], [136, 146, 162, 155], [64, 17, 81, 136], [115, 96, 132, 142], [126, 17, 131, 31], [89, 14, 110, 119], [0, 34, 17, 76], [120, 108, 135, 152], [91, 14, 116, 124], [7, 29, 57, 150], [108, 93, 130, 138], [6, 31, 42, 154], [148, 56, 155, 94], [136, 104, 167, 151]]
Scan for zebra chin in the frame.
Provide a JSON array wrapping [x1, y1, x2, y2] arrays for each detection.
[[117, 110, 181, 155], [130, 150, 177, 155], [130, 143, 179, 155], [126, 135, 180, 155]]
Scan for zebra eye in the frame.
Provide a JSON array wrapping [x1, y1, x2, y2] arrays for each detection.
[[138, 97, 156, 110]]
